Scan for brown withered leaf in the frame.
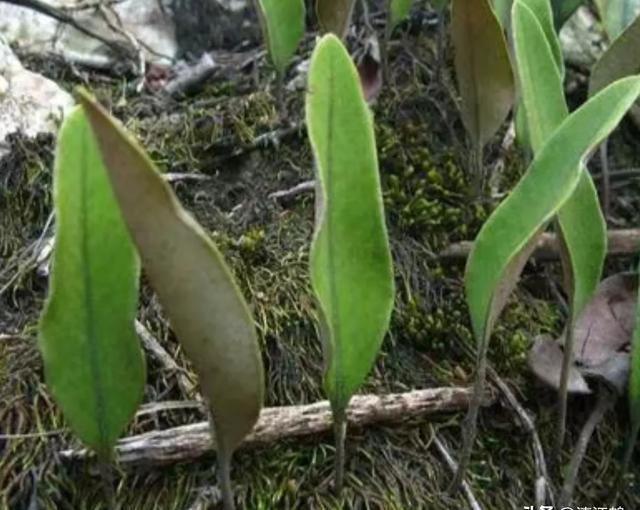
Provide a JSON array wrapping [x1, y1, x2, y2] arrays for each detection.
[[316, 0, 356, 39], [356, 35, 382, 104], [528, 273, 638, 394]]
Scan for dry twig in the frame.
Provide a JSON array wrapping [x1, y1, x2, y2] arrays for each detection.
[[60, 386, 493, 466]]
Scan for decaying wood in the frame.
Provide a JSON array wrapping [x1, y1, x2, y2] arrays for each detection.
[[60, 386, 491, 466], [440, 229, 640, 261]]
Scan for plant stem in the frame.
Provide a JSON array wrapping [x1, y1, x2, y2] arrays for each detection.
[[217, 451, 236, 510], [98, 461, 116, 510], [471, 143, 484, 195], [275, 71, 285, 122], [600, 140, 611, 217], [209, 409, 236, 510], [451, 334, 490, 491], [558, 387, 613, 507], [554, 314, 576, 464], [333, 412, 348, 494]]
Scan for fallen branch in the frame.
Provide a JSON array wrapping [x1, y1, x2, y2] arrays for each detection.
[[440, 229, 640, 261], [60, 386, 492, 466]]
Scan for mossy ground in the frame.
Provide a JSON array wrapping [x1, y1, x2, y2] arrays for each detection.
[[2, 19, 640, 510]]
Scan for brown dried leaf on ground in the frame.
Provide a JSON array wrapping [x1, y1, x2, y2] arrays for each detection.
[[528, 273, 638, 394]]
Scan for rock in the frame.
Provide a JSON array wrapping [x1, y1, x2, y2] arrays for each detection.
[[0, 37, 73, 158], [560, 7, 606, 69], [0, 0, 177, 68], [0, 0, 260, 69]]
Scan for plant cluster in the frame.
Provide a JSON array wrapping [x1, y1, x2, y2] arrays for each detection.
[[32, 0, 640, 508]]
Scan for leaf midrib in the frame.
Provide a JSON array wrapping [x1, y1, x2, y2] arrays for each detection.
[[323, 52, 345, 409], [79, 127, 108, 454]]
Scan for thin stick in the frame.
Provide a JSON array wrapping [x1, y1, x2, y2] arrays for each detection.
[[487, 366, 553, 507], [432, 433, 482, 510], [333, 412, 347, 494], [558, 387, 614, 507], [554, 315, 576, 465], [451, 335, 490, 491], [135, 320, 196, 397]]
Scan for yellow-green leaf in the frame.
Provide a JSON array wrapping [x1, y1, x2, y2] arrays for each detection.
[[518, 0, 564, 74], [306, 34, 395, 415], [257, 0, 306, 75], [76, 91, 264, 468], [452, 0, 515, 148], [39, 106, 145, 461]]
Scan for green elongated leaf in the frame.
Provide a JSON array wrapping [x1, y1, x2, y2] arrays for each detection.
[[389, 0, 414, 30], [39, 106, 144, 461], [590, 14, 640, 95], [257, 0, 306, 75], [595, 0, 640, 40], [316, 0, 356, 38], [452, 0, 515, 148], [306, 34, 394, 415], [551, 0, 583, 29], [76, 91, 264, 464], [514, 0, 606, 322], [466, 75, 640, 345], [518, 0, 564, 74], [493, 0, 513, 29]]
